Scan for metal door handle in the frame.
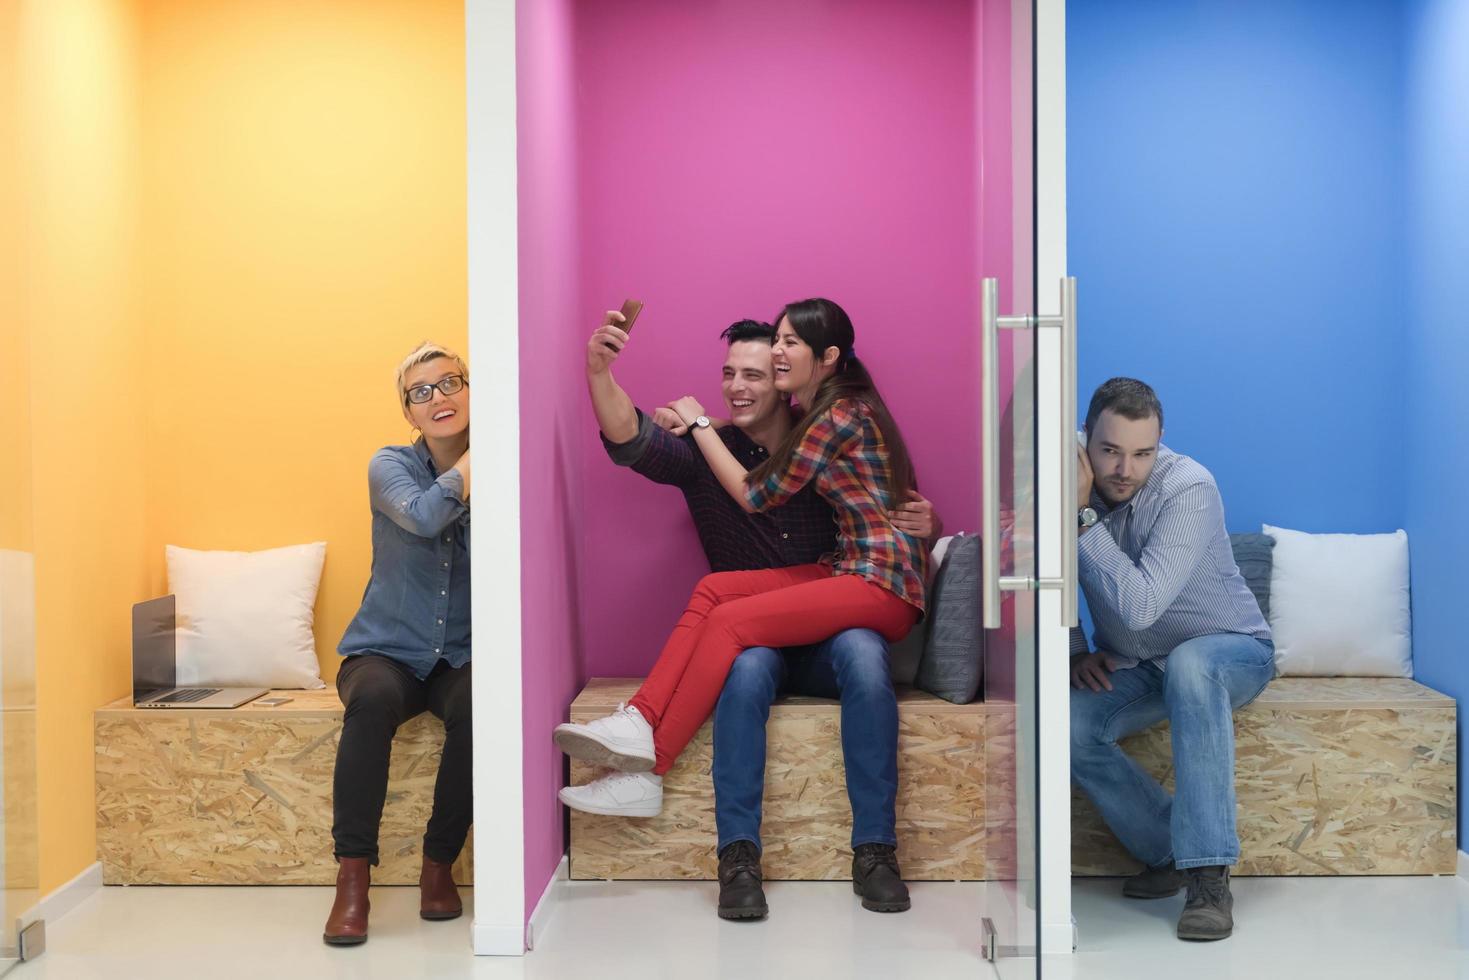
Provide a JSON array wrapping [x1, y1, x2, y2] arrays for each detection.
[[980, 277, 1079, 630]]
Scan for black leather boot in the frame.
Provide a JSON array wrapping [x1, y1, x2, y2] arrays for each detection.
[[717, 840, 768, 920], [852, 843, 910, 913]]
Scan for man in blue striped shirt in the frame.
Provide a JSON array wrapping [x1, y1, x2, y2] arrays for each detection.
[[1070, 378, 1274, 943]]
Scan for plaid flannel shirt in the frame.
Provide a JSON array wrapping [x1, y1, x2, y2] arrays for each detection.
[[746, 398, 928, 614]]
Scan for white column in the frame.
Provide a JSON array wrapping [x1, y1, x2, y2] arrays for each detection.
[[466, 0, 526, 956], [1035, 0, 1074, 958]]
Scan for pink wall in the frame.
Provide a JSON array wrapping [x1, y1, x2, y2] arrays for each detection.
[[572, 0, 995, 676], [516, 0, 584, 923], [516, 0, 1020, 921]]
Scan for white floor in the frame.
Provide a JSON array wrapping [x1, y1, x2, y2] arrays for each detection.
[[16, 875, 1469, 980]]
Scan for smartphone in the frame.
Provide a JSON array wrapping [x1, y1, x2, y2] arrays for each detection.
[[256, 696, 293, 707], [1077, 429, 1088, 449], [618, 299, 644, 334]]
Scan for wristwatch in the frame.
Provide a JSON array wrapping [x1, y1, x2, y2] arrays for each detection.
[[1078, 506, 1099, 529], [692, 415, 712, 430]]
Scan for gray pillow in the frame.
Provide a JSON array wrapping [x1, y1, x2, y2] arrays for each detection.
[[914, 533, 983, 704], [1229, 532, 1275, 621]]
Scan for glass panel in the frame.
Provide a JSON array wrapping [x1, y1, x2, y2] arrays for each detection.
[[0, 258, 39, 970], [979, 0, 1038, 975]]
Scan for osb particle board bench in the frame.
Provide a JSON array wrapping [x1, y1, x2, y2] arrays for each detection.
[[1072, 676, 1456, 876], [95, 689, 472, 885], [567, 678, 1011, 882]]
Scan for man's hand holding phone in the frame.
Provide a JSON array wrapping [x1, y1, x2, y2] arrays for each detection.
[[586, 300, 644, 377], [587, 313, 631, 376]]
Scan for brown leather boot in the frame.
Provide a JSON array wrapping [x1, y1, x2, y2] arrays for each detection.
[[420, 856, 464, 921], [323, 857, 371, 946]]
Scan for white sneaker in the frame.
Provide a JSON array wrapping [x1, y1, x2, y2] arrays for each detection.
[[558, 772, 663, 818], [553, 703, 656, 772]]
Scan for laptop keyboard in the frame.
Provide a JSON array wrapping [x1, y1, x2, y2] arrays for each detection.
[[152, 688, 223, 703]]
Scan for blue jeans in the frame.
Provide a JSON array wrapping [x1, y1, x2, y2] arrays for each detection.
[[1070, 633, 1275, 869], [713, 629, 898, 853]]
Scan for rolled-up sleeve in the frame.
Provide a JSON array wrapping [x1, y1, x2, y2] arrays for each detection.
[[369, 449, 467, 538], [746, 401, 861, 512], [603, 409, 701, 488], [1077, 480, 1218, 631], [601, 409, 654, 466]]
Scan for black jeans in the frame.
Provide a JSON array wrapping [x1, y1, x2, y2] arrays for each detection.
[[332, 654, 472, 865]]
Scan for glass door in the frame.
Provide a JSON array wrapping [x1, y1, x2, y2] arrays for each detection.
[[978, 0, 1077, 972], [977, 0, 1039, 974], [0, 253, 41, 970]]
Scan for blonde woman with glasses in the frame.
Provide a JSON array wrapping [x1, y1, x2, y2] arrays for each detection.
[[324, 342, 473, 946]]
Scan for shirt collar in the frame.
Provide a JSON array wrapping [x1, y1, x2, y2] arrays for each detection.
[[726, 425, 770, 463], [412, 437, 439, 478]]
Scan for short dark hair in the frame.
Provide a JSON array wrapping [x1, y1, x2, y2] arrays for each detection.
[[1085, 377, 1164, 433], [719, 319, 775, 345]]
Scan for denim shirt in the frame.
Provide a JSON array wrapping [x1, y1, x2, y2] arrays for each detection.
[[339, 440, 471, 679]]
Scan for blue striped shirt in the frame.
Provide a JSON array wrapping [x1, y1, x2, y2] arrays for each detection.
[[1070, 444, 1270, 669]]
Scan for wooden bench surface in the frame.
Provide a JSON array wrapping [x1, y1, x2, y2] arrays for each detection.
[[572, 677, 1002, 715], [95, 687, 473, 885], [1246, 676, 1451, 709], [1074, 674, 1456, 877], [98, 689, 346, 718]]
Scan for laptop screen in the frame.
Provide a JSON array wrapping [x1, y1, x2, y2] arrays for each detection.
[[132, 595, 177, 699]]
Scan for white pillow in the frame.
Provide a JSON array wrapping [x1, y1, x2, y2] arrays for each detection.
[[1262, 525, 1411, 677], [166, 543, 328, 689]]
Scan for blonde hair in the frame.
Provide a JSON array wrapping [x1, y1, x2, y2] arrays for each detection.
[[396, 341, 468, 406]]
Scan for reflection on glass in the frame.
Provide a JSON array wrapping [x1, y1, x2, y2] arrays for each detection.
[[978, 0, 1038, 973], [0, 300, 40, 968]]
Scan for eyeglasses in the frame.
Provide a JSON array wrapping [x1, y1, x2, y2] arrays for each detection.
[[405, 375, 467, 405]]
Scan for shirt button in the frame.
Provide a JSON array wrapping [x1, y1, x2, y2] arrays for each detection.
[[434, 647, 441, 654], [442, 561, 449, 568], [438, 618, 444, 625], [440, 590, 447, 596], [444, 536, 451, 543]]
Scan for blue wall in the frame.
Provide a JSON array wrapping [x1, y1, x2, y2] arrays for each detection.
[[1067, 0, 1406, 535], [1404, 0, 1469, 843], [1070, 0, 1469, 842]]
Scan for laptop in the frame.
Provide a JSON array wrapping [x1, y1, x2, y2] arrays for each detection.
[[132, 595, 268, 709]]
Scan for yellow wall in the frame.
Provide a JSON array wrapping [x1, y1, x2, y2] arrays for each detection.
[[139, 0, 468, 685], [10, 0, 466, 893], [15, 0, 151, 894], [2, 0, 34, 557]]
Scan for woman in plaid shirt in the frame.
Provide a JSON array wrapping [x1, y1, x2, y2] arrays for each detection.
[[556, 298, 927, 823]]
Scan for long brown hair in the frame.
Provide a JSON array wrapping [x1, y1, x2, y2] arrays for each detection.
[[746, 298, 915, 510]]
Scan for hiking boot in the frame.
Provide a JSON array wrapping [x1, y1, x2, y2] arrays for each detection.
[[1123, 861, 1186, 899], [852, 843, 910, 913], [717, 841, 768, 920], [1177, 866, 1234, 941]]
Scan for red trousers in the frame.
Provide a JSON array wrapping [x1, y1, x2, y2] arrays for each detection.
[[628, 565, 919, 775]]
